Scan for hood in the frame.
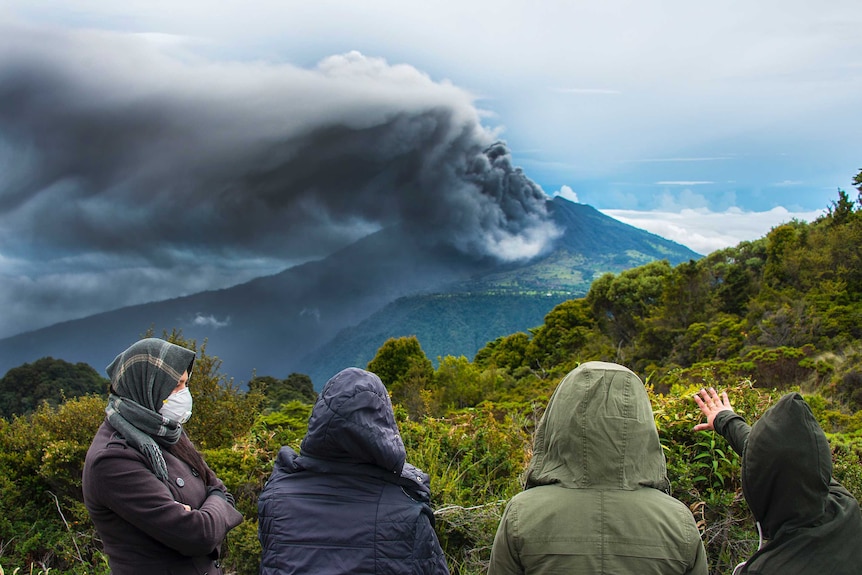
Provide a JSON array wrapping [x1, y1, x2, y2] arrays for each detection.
[[300, 367, 406, 473], [742, 393, 832, 538], [106, 337, 196, 410], [523, 361, 669, 491], [274, 445, 432, 503]]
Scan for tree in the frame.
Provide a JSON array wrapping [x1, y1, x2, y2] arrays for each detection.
[[524, 299, 597, 375], [366, 336, 433, 389], [711, 241, 766, 316], [435, 355, 484, 410], [249, 373, 317, 412], [367, 336, 434, 417], [474, 332, 530, 373], [586, 260, 674, 349], [826, 188, 857, 226], [0, 395, 109, 572], [761, 221, 806, 291], [0, 357, 107, 418]]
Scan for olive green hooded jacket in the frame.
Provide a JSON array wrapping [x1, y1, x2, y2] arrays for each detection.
[[488, 362, 707, 575], [714, 393, 862, 574]]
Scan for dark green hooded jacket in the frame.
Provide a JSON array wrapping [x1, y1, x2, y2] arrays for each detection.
[[714, 393, 862, 574], [488, 361, 707, 575]]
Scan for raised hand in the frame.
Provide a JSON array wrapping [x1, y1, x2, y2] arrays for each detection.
[[693, 387, 733, 432]]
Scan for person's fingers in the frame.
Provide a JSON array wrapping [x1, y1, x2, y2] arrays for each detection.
[[693, 392, 712, 417], [720, 391, 730, 408]]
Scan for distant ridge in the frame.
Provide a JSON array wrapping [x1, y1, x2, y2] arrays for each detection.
[[0, 199, 699, 386]]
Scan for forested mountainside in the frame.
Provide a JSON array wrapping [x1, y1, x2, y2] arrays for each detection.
[[489, 205, 862, 401]]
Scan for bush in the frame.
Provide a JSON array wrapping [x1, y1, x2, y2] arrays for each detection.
[[0, 396, 107, 572], [2, 362, 860, 575], [399, 403, 536, 572], [652, 379, 785, 573]]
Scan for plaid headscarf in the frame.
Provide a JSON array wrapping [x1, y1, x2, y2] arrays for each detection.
[[104, 338, 196, 481]]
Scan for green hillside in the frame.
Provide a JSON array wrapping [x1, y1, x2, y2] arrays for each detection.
[[301, 292, 573, 384], [467, 184, 862, 406]]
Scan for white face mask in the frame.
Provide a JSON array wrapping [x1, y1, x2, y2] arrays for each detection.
[[160, 387, 193, 424]]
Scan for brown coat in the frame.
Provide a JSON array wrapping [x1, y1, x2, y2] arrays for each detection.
[[83, 421, 243, 575]]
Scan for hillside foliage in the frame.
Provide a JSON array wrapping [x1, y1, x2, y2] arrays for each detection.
[[248, 373, 317, 413], [0, 357, 107, 419], [1, 177, 861, 574]]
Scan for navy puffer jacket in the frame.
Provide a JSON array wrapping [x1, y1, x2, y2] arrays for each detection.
[[258, 368, 450, 575]]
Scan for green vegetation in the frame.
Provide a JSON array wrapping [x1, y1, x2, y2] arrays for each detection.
[[0, 357, 107, 418], [248, 373, 317, 413], [302, 292, 573, 386], [1, 176, 861, 574]]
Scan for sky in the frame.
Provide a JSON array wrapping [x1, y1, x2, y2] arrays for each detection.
[[0, 1, 860, 339]]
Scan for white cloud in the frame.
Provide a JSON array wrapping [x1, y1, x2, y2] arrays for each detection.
[[299, 308, 320, 323], [772, 180, 804, 187], [601, 206, 825, 255], [192, 313, 231, 329], [133, 32, 204, 48], [552, 185, 580, 203]]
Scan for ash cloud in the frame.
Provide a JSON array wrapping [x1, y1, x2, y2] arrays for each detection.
[[0, 24, 559, 337]]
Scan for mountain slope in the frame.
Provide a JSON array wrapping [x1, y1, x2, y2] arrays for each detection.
[[298, 198, 701, 383], [0, 229, 489, 382], [299, 293, 572, 384], [0, 199, 699, 385]]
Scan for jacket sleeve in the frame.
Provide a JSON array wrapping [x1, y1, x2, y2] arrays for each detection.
[[91, 452, 244, 557], [713, 410, 751, 457], [686, 534, 709, 575], [416, 514, 449, 575], [488, 501, 523, 575], [415, 504, 450, 575]]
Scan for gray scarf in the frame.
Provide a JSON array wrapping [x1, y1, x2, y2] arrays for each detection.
[[106, 393, 182, 482], [104, 338, 196, 481]]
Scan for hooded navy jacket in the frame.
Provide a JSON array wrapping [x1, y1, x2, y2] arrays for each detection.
[[258, 367, 450, 575]]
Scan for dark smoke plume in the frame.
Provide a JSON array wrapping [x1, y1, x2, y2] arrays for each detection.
[[0, 25, 559, 337]]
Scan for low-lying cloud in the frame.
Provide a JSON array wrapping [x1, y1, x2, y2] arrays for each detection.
[[601, 206, 826, 255], [192, 313, 231, 329]]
